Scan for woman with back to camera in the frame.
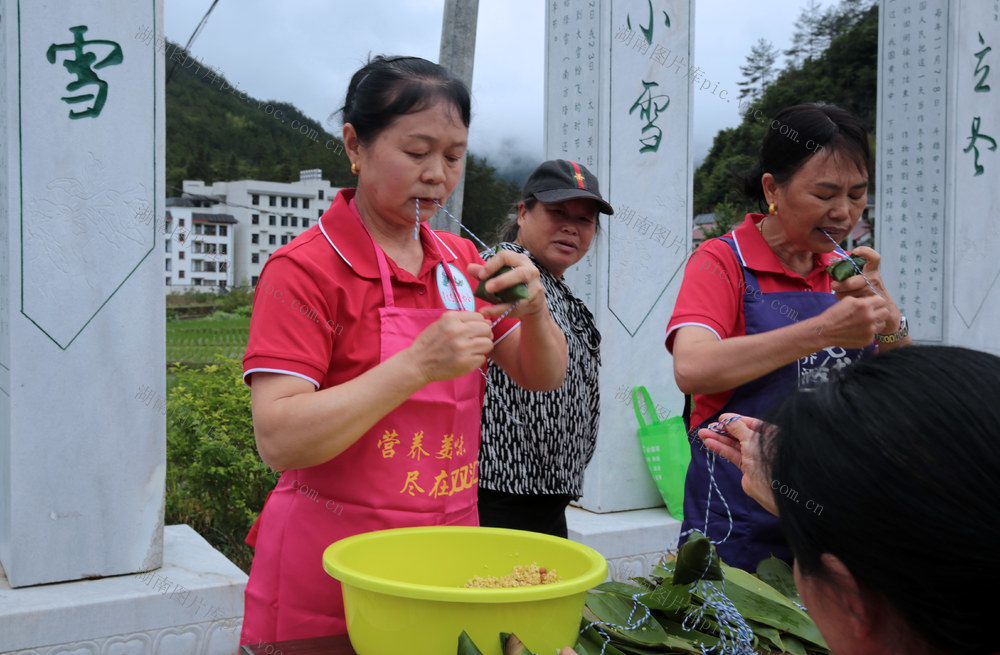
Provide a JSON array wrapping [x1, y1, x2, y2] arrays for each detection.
[[563, 346, 1000, 655], [665, 103, 911, 570], [239, 55, 567, 642], [697, 345, 1000, 655], [478, 159, 612, 538]]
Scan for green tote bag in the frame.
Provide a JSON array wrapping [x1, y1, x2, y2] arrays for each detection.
[[632, 386, 691, 520]]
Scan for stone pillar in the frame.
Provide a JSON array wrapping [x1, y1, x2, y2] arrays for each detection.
[[545, 0, 694, 577], [1, 0, 164, 589], [0, 3, 245, 652], [434, 0, 479, 235], [877, 1, 1000, 353]]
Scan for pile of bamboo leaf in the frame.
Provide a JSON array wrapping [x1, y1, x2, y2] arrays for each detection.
[[574, 544, 829, 654], [458, 536, 829, 655]]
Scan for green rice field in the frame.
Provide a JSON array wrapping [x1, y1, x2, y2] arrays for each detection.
[[166, 316, 250, 364]]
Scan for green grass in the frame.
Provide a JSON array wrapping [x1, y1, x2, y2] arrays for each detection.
[[166, 316, 250, 364]]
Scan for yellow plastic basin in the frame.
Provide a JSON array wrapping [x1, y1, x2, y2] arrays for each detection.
[[323, 525, 608, 655]]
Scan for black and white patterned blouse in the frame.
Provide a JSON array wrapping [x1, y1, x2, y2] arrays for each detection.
[[479, 242, 601, 497]]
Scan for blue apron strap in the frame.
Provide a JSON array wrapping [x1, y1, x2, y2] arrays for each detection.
[[718, 236, 763, 305]]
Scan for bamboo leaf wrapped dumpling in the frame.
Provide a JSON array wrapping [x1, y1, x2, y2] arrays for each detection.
[[825, 254, 866, 282], [475, 246, 531, 304]]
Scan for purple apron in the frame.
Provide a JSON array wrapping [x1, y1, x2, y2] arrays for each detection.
[[680, 237, 876, 570]]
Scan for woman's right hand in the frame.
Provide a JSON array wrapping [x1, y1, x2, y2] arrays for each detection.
[[251, 311, 493, 472], [810, 294, 891, 349], [406, 310, 494, 384]]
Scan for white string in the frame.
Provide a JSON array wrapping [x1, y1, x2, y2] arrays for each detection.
[[579, 590, 653, 655], [686, 579, 756, 655], [414, 198, 420, 240], [432, 200, 492, 251], [579, 530, 756, 655], [697, 416, 741, 547], [489, 300, 519, 328]]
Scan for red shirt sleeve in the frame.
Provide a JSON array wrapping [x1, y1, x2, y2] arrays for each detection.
[[665, 239, 746, 352], [664, 238, 748, 429], [243, 255, 338, 388]]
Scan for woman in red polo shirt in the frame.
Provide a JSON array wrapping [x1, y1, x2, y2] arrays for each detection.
[[239, 55, 567, 642], [666, 104, 910, 571]]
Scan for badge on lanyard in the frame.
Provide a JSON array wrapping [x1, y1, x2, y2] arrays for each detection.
[[435, 262, 476, 311]]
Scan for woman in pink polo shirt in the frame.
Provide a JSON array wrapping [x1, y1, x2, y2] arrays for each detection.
[[666, 104, 910, 571], [239, 55, 567, 642]]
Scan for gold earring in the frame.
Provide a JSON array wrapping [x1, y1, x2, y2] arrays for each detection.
[[351, 162, 359, 175], [768, 202, 777, 216]]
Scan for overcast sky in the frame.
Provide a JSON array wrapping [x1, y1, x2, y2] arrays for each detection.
[[164, 0, 817, 171]]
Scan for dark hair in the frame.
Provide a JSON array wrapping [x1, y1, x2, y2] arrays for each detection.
[[763, 346, 1000, 653], [742, 103, 872, 207], [494, 198, 537, 244], [340, 55, 471, 145], [495, 196, 604, 246]]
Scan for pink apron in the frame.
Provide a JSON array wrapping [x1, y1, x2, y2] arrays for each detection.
[[241, 219, 483, 644]]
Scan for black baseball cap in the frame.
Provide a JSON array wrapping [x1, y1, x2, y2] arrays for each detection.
[[522, 159, 614, 215]]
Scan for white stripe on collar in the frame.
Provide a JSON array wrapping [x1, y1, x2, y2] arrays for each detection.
[[319, 218, 353, 268], [321, 216, 456, 268], [731, 231, 748, 267]]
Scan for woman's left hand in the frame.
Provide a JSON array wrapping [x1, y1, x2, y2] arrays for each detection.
[[468, 250, 548, 320], [698, 414, 779, 516], [831, 246, 909, 348]]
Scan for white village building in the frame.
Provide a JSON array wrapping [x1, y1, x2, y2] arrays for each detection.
[[164, 197, 236, 291], [180, 169, 340, 288]]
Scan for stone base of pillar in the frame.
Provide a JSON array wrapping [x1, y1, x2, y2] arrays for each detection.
[[567, 505, 681, 582], [0, 525, 247, 654]]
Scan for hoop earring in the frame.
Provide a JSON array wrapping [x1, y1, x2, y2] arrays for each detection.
[[351, 162, 359, 175], [768, 203, 777, 216]]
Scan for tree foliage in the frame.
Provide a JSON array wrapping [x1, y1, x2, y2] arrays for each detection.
[[738, 38, 780, 102], [784, 0, 828, 68], [816, 0, 872, 48], [693, 2, 877, 215], [165, 41, 518, 226], [461, 155, 521, 244], [165, 45, 352, 193], [700, 197, 755, 241]]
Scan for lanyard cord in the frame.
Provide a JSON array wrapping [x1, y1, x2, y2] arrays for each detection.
[[422, 200, 524, 426]]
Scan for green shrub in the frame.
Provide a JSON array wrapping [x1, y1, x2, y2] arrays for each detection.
[[204, 310, 240, 321], [167, 289, 217, 306], [166, 291, 195, 307], [166, 355, 278, 572], [215, 287, 254, 313]]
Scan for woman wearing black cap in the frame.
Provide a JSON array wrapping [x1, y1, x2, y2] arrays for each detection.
[[478, 159, 614, 538]]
